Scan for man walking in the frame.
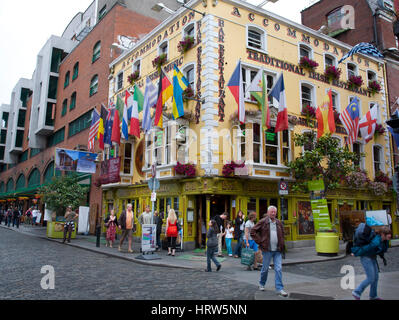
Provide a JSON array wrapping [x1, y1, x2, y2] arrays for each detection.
[[12, 207, 20, 228], [139, 205, 152, 225], [154, 210, 163, 250], [251, 206, 288, 297], [214, 212, 227, 257], [118, 203, 135, 253]]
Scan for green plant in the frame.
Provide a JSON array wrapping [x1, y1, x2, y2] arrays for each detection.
[[38, 173, 89, 216]]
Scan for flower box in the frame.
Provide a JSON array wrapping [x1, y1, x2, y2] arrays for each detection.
[[182, 86, 194, 102], [174, 162, 196, 177], [128, 71, 140, 84], [152, 53, 168, 70], [301, 105, 316, 118], [368, 80, 381, 95], [324, 66, 341, 82], [348, 75, 363, 89], [177, 36, 195, 54], [222, 161, 246, 177], [299, 56, 319, 71]]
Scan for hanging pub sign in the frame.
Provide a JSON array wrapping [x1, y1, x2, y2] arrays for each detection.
[[55, 148, 97, 174]]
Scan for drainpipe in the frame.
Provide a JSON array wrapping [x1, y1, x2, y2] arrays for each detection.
[[373, 9, 379, 49]]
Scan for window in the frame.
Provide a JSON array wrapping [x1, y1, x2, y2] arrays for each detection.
[[72, 62, 79, 80], [324, 54, 336, 68], [64, 71, 70, 88], [373, 145, 383, 175], [28, 169, 40, 187], [301, 84, 314, 110], [183, 64, 195, 91], [70, 92, 76, 110], [165, 125, 172, 164], [184, 23, 195, 38], [331, 90, 340, 112], [242, 67, 275, 102], [90, 75, 98, 96], [327, 7, 343, 30], [299, 44, 312, 59], [367, 70, 377, 86], [347, 62, 357, 79], [16, 174, 25, 189], [117, 72, 124, 92], [176, 125, 188, 164], [2, 112, 9, 128], [264, 127, 278, 165], [253, 123, 261, 164], [15, 130, 24, 148], [353, 142, 363, 169], [282, 130, 290, 166], [159, 41, 168, 56], [145, 133, 152, 168], [99, 5, 107, 21], [123, 142, 133, 175], [30, 148, 41, 157], [18, 150, 28, 164], [154, 130, 163, 166], [61, 99, 68, 117], [48, 76, 58, 99], [92, 41, 101, 63], [0, 130, 6, 144], [133, 59, 141, 74], [240, 124, 246, 161], [17, 109, 26, 128], [247, 26, 266, 51], [47, 127, 65, 147], [68, 110, 92, 137]]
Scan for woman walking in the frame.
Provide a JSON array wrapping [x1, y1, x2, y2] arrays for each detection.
[[233, 210, 245, 258], [104, 209, 119, 248], [205, 219, 222, 272], [351, 226, 392, 300], [165, 209, 178, 256]]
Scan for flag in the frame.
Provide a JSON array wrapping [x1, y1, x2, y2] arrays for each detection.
[[316, 90, 336, 139], [269, 73, 288, 133], [142, 77, 158, 134], [339, 97, 360, 145], [122, 90, 133, 140], [130, 85, 141, 138], [247, 68, 270, 131], [338, 42, 384, 64], [111, 95, 124, 145], [172, 64, 190, 120], [98, 104, 108, 150], [359, 105, 378, 143], [227, 60, 245, 124], [133, 84, 144, 113], [104, 100, 115, 146], [88, 108, 100, 151], [154, 68, 173, 128]]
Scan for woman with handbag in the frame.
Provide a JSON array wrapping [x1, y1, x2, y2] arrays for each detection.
[[104, 209, 119, 248], [165, 209, 178, 256], [205, 219, 222, 272], [233, 210, 245, 258]]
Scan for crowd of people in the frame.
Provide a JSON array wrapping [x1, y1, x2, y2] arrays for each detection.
[[0, 206, 42, 228]]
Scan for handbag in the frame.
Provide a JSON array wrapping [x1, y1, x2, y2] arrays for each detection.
[[241, 247, 255, 266], [176, 221, 181, 232]]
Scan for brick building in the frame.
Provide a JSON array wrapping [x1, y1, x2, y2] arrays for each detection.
[[301, 0, 399, 167], [0, 0, 177, 232]]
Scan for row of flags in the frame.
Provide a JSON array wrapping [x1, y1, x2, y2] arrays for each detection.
[[88, 64, 189, 151]]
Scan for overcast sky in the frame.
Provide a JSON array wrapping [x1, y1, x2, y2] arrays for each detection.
[[0, 0, 313, 105]]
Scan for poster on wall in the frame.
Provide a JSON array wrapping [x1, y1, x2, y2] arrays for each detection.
[[141, 224, 157, 252], [100, 157, 121, 185], [55, 148, 97, 174], [297, 201, 315, 235]]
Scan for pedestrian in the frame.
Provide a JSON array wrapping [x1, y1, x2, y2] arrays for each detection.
[[25, 207, 33, 225], [6, 208, 12, 227], [32, 207, 38, 226], [12, 207, 20, 228], [250, 206, 288, 297], [225, 221, 234, 257], [118, 203, 135, 253], [36, 209, 42, 226], [165, 208, 178, 256], [351, 226, 392, 300], [63, 206, 78, 244], [205, 219, 222, 272], [201, 219, 207, 248], [0, 209, 4, 225], [154, 210, 163, 251], [104, 209, 119, 248], [214, 212, 227, 257], [233, 210, 245, 258], [139, 205, 152, 225], [244, 212, 261, 271]]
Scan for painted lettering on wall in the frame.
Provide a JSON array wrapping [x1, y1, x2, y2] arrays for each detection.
[[218, 19, 226, 122], [195, 20, 202, 124]]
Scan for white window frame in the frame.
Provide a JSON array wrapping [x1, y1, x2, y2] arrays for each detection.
[[182, 63, 196, 94], [352, 141, 365, 170], [246, 24, 267, 54], [367, 69, 377, 86], [145, 132, 152, 169], [300, 81, 316, 111], [253, 122, 262, 164], [372, 144, 385, 176], [158, 40, 169, 57], [122, 141, 134, 176], [329, 89, 341, 112], [298, 43, 314, 62], [176, 124, 189, 164], [323, 53, 337, 70], [132, 58, 141, 75], [153, 128, 164, 166], [116, 71, 124, 92], [346, 62, 358, 80], [241, 63, 276, 104], [183, 22, 196, 39], [263, 125, 281, 166]]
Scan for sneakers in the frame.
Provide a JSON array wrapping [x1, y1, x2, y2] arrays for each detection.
[[278, 290, 289, 297], [259, 285, 265, 291], [352, 291, 361, 300], [216, 265, 221, 271], [118, 246, 122, 252], [228, 254, 233, 257]]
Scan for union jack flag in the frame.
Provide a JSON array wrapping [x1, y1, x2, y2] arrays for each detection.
[[88, 108, 100, 151]]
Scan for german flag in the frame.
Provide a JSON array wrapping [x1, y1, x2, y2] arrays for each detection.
[[98, 104, 108, 150], [154, 68, 173, 128]]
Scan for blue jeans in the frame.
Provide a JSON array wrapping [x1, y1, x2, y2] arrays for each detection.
[[206, 246, 221, 271], [259, 251, 284, 292], [226, 238, 233, 255], [7, 216, 11, 227], [354, 256, 379, 299], [233, 234, 244, 257]]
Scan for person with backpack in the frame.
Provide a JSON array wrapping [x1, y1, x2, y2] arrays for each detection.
[[25, 207, 33, 225], [351, 225, 392, 300]]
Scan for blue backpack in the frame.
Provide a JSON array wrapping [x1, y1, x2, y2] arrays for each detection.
[[353, 223, 375, 247]]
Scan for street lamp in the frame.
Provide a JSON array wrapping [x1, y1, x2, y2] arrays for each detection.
[[151, 2, 176, 15]]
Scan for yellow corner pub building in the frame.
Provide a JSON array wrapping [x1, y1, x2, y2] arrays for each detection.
[[103, 0, 398, 249]]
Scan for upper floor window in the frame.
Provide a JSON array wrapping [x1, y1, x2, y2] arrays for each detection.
[[70, 92, 77, 110], [353, 142, 364, 169], [373, 145, 383, 175], [331, 90, 340, 112], [117, 72, 124, 92], [99, 5, 107, 21], [367, 70, 377, 86], [347, 62, 357, 79], [64, 71, 70, 88], [299, 44, 312, 59], [247, 26, 266, 52], [92, 41, 101, 63], [159, 41, 168, 56], [73, 62, 79, 81], [241, 66, 274, 103], [301, 83, 315, 110], [327, 7, 343, 30], [133, 59, 141, 75], [123, 142, 133, 175], [183, 64, 195, 91], [61, 99, 68, 117], [90, 75, 98, 96], [184, 23, 195, 38], [324, 54, 336, 68]]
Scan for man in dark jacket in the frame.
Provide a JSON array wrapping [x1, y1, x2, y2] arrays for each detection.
[[12, 207, 20, 228], [251, 206, 288, 297], [154, 211, 163, 250], [214, 212, 227, 257]]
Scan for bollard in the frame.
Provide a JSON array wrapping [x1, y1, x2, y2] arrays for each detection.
[[96, 224, 101, 247]]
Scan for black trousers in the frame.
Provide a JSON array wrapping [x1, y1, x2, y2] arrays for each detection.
[[167, 236, 177, 249]]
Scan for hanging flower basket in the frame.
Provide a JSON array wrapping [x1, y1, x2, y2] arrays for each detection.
[[152, 53, 168, 70], [222, 161, 246, 177], [368, 80, 381, 96], [348, 75, 363, 89], [324, 66, 341, 82], [374, 123, 386, 137], [182, 86, 195, 102], [299, 56, 319, 72], [127, 71, 140, 85], [174, 162, 196, 177], [177, 36, 195, 54]]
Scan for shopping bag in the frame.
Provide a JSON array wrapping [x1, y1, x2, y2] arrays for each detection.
[[241, 247, 255, 266]]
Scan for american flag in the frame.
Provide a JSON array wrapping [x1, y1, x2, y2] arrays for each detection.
[[339, 97, 360, 145], [88, 108, 100, 151]]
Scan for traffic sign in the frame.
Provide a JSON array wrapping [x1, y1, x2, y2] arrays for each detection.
[[148, 178, 160, 191], [278, 179, 289, 196]]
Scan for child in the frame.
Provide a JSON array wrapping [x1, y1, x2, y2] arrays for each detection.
[[225, 221, 234, 257]]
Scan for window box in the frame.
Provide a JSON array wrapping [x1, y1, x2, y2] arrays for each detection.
[[299, 56, 319, 72], [347, 75, 363, 89], [127, 71, 140, 85], [152, 54, 167, 70], [324, 66, 342, 83], [177, 36, 195, 54], [368, 80, 381, 96], [174, 162, 196, 177]]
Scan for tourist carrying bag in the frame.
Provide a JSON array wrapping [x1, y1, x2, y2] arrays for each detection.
[[241, 247, 255, 266]]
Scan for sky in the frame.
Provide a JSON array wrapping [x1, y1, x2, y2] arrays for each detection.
[[0, 0, 313, 105]]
